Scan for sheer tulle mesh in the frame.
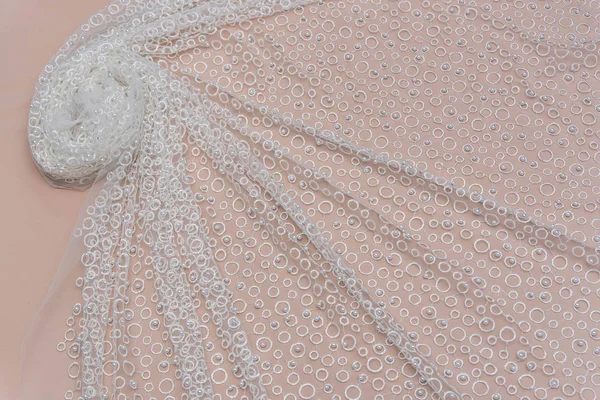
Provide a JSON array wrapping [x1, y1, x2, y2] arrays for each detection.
[[22, 1, 600, 400]]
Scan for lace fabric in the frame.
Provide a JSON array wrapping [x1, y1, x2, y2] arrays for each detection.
[[22, 0, 600, 399]]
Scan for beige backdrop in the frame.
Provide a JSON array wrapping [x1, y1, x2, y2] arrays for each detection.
[[0, 1, 108, 398]]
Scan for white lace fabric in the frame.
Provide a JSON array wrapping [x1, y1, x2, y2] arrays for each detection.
[[22, 1, 600, 400]]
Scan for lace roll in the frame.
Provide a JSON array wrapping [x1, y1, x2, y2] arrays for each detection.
[[27, 1, 318, 399], [23, 1, 600, 400]]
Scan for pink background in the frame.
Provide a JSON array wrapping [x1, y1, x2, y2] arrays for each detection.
[[2, 1, 599, 399], [0, 1, 108, 398]]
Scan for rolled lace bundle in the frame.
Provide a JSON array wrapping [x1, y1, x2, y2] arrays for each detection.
[[29, 0, 301, 189], [23, 1, 600, 400]]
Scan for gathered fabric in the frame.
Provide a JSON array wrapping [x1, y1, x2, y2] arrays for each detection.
[[23, 1, 600, 399]]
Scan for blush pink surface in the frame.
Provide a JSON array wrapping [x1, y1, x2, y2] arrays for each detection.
[[0, 1, 108, 398], [3, 1, 600, 400]]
